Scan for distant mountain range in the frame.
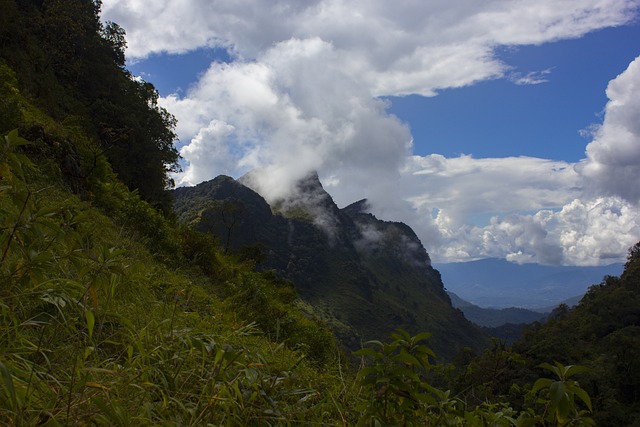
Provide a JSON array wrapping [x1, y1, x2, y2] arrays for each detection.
[[448, 292, 589, 345], [173, 173, 487, 358], [435, 258, 623, 309], [447, 291, 547, 327]]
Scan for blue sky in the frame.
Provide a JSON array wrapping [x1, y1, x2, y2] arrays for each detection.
[[387, 24, 640, 161], [104, 0, 640, 266], [129, 24, 640, 162]]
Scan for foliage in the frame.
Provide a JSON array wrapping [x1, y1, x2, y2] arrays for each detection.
[[0, 1, 633, 422], [355, 329, 595, 426], [0, 129, 340, 425], [0, 0, 179, 209], [355, 329, 437, 425], [530, 362, 594, 426], [512, 246, 640, 425]]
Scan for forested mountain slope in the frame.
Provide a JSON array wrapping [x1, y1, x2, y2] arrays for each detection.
[[510, 243, 640, 424]]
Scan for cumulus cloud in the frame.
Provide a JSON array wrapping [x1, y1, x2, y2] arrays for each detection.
[[100, 0, 640, 265], [402, 195, 640, 266], [163, 37, 412, 202], [380, 105, 640, 265], [580, 56, 640, 202]]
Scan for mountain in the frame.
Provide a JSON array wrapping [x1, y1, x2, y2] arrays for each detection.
[[173, 173, 487, 358], [448, 292, 590, 345], [448, 292, 546, 328], [436, 258, 623, 308]]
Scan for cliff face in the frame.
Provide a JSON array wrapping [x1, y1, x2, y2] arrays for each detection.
[[173, 174, 486, 358]]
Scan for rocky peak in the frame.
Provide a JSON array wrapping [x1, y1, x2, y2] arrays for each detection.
[[173, 173, 485, 357]]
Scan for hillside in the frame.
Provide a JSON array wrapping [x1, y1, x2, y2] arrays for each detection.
[[173, 173, 487, 358], [509, 245, 640, 424]]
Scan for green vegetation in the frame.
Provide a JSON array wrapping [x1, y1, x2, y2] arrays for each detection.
[[1, 1, 637, 424], [509, 244, 640, 425], [0, 122, 608, 425], [0, 127, 344, 424], [0, 0, 179, 212]]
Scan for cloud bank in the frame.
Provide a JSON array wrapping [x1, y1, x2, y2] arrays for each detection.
[[101, 0, 640, 265]]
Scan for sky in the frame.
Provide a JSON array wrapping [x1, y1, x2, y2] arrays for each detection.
[[101, 0, 640, 266]]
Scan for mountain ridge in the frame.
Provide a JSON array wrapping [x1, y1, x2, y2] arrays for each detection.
[[173, 173, 487, 358]]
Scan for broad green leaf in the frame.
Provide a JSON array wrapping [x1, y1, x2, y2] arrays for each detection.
[[5, 129, 32, 147], [573, 386, 593, 412], [412, 332, 432, 343], [538, 362, 559, 377], [393, 350, 422, 367], [564, 364, 590, 379], [549, 381, 566, 407], [531, 378, 552, 393], [354, 347, 382, 359]]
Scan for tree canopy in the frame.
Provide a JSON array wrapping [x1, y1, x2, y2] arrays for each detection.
[[0, 0, 179, 210]]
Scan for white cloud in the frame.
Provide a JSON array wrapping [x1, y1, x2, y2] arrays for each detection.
[[509, 68, 554, 85], [100, 1, 640, 265], [102, 0, 637, 96], [165, 38, 412, 203], [401, 155, 580, 220], [404, 196, 640, 266], [178, 120, 236, 184], [580, 55, 640, 202]]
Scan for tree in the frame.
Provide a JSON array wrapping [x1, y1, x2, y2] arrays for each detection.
[[101, 21, 126, 67], [0, 0, 180, 210]]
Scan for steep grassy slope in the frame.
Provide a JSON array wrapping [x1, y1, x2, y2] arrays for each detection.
[[0, 47, 347, 423]]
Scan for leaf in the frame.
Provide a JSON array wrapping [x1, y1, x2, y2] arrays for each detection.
[[86, 309, 95, 340], [537, 362, 559, 377], [549, 381, 566, 406], [393, 351, 421, 368], [531, 378, 552, 394], [0, 361, 19, 410], [5, 129, 32, 147], [41, 292, 67, 309], [362, 340, 385, 348], [411, 332, 432, 344], [390, 328, 411, 341], [564, 364, 590, 379], [89, 284, 98, 310], [357, 366, 382, 379], [355, 347, 382, 360], [85, 381, 110, 390], [573, 386, 593, 412]]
